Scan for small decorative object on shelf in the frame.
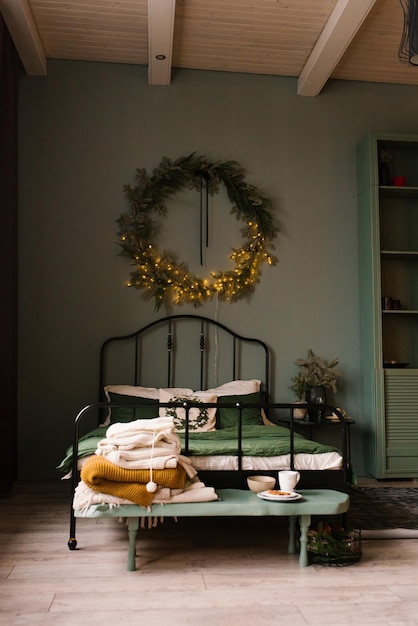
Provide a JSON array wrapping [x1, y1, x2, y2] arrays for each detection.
[[307, 521, 362, 566], [382, 296, 402, 311], [382, 295, 393, 310], [294, 349, 340, 422], [378, 149, 391, 186], [326, 407, 351, 422], [392, 175, 407, 187]]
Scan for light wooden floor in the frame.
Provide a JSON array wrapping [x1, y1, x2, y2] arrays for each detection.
[[2, 480, 418, 625]]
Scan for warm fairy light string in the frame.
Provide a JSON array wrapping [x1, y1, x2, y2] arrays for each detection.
[[117, 154, 278, 310]]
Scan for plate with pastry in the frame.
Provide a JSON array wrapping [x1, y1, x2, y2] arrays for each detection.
[[257, 489, 302, 502]]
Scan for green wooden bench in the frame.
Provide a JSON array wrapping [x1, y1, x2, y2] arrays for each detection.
[[74, 488, 349, 571]]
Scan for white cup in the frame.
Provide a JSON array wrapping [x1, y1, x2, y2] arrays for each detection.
[[278, 470, 300, 491]]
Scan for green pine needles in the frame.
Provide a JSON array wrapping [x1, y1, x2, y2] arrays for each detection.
[[295, 349, 340, 393]]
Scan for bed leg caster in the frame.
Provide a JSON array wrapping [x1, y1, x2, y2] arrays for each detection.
[[68, 538, 77, 550]]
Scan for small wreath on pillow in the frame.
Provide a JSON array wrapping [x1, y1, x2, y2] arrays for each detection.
[[117, 153, 278, 309], [163, 398, 212, 432]]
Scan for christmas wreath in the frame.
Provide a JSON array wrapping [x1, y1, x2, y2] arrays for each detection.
[[117, 153, 278, 309]]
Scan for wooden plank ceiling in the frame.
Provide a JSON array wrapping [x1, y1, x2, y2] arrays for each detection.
[[1, 0, 418, 96]]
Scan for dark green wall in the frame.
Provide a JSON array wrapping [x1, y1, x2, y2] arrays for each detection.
[[18, 60, 418, 479]]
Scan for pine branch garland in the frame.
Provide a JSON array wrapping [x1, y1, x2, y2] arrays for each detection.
[[116, 153, 278, 309]]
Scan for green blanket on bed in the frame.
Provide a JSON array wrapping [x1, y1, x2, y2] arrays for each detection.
[[179, 425, 339, 456], [56, 424, 340, 475]]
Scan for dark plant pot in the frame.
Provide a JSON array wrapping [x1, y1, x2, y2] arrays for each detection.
[[305, 385, 326, 422]]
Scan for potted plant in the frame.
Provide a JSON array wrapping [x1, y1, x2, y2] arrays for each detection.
[[295, 349, 340, 421], [307, 521, 362, 566], [289, 373, 308, 419]]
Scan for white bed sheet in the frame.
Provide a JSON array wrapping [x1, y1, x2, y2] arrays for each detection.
[[71, 450, 342, 478], [189, 451, 343, 472]]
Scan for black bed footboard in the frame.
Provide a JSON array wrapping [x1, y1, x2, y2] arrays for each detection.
[[67, 400, 351, 550]]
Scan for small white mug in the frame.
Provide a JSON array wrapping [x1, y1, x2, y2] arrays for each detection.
[[278, 470, 300, 491]]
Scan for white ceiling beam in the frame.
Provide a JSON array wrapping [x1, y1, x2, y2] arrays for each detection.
[[297, 0, 377, 97], [148, 0, 176, 85], [0, 0, 46, 75]]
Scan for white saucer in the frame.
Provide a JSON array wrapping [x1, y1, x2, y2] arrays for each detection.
[[256, 490, 302, 502]]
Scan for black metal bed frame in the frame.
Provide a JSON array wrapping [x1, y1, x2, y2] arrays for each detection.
[[68, 314, 349, 550]]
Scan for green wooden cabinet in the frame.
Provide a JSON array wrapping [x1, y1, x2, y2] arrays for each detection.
[[357, 133, 418, 478]]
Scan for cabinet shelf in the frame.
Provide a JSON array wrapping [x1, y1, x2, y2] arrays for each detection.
[[380, 186, 418, 198], [382, 310, 418, 315], [381, 250, 418, 259]]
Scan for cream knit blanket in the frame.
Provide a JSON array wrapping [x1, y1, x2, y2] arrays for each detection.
[[95, 416, 196, 479], [98, 417, 180, 452]]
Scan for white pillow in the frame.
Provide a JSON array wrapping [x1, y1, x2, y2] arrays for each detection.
[[104, 384, 193, 400], [205, 379, 261, 396], [159, 389, 217, 432]]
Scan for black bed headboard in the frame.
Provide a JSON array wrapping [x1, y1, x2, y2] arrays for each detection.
[[98, 314, 270, 401]]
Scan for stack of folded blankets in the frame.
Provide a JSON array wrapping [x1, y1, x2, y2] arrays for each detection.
[[73, 416, 218, 511]]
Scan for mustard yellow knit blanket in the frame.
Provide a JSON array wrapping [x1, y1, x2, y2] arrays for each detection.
[[80, 455, 187, 507]]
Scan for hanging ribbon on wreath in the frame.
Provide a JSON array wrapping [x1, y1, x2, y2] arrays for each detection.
[[199, 173, 209, 265], [116, 153, 278, 310]]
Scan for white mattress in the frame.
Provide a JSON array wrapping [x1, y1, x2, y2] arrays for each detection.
[[189, 451, 343, 472]]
